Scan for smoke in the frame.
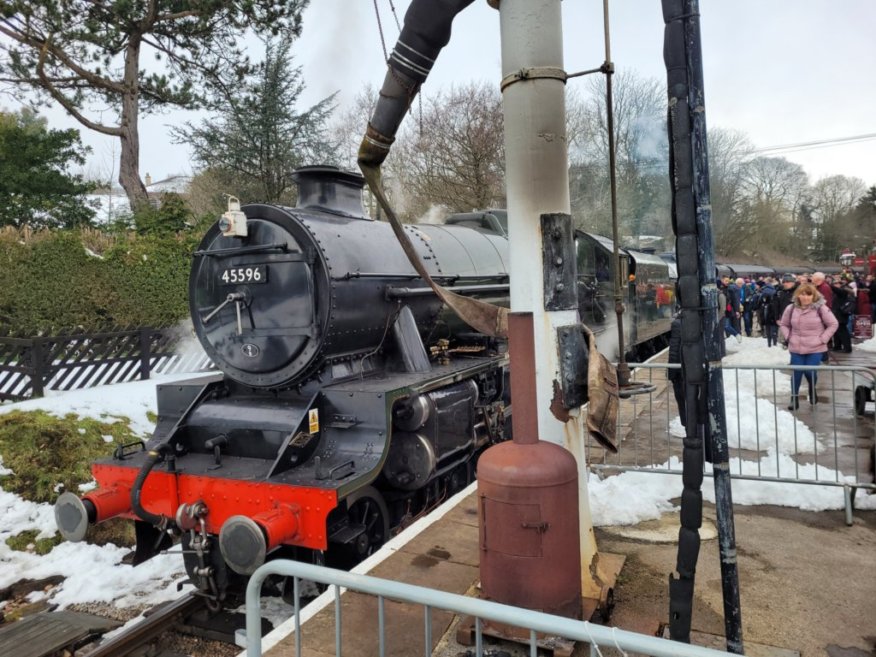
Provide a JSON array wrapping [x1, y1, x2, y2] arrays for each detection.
[[154, 320, 213, 375], [592, 321, 621, 362], [415, 205, 451, 225], [297, 1, 375, 108], [633, 114, 669, 164]]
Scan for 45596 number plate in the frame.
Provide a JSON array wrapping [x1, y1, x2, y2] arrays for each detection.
[[220, 265, 267, 285]]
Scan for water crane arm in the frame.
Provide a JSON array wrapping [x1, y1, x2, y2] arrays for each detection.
[[358, 0, 475, 169]]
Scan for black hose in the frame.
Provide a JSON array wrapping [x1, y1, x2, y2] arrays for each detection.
[[131, 449, 168, 528], [359, 0, 475, 168]]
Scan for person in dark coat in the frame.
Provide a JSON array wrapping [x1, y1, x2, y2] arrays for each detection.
[[726, 277, 743, 333], [741, 280, 759, 337], [756, 280, 780, 347], [718, 279, 741, 342], [830, 279, 854, 353], [868, 274, 876, 323], [811, 272, 833, 362], [775, 273, 798, 344], [668, 312, 685, 426]]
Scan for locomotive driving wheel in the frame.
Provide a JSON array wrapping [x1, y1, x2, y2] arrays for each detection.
[[329, 486, 390, 569]]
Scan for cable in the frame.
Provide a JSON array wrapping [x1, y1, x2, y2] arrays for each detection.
[[387, 0, 402, 30], [372, 0, 388, 61], [753, 132, 876, 154]]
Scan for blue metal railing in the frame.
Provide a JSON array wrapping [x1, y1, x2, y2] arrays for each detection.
[[244, 560, 740, 657]]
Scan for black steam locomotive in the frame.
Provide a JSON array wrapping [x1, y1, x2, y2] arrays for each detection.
[[54, 166, 673, 607], [55, 167, 514, 606], [444, 209, 676, 361]]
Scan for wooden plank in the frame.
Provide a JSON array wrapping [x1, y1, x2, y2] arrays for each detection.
[[0, 610, 120, 657]]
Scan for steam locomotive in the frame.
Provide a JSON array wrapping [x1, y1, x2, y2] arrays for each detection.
[[54, 166, 673, 607], [444, 209, 676, 361]]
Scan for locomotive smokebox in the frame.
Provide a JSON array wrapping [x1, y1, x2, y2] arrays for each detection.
[[477, 313, 582, 625]]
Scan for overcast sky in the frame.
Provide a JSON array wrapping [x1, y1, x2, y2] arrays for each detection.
[[25, 0, 876, 188]]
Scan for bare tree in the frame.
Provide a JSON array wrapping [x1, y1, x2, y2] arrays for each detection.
[[389, 82, 505, 219], [331, 85, 378, 171], [739, 156, 810, 256], [707, 128, 755, 255], [566, 71, 670, 245], [809, 174, 867, 260], [571, 72, 665, 180]]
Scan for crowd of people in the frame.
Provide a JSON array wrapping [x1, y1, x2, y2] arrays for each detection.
[[715, 269, 875, 409], [716, 270, 876, 352], [670, 270, 875, 416]]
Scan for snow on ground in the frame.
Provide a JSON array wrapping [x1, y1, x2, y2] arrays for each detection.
[[856, 331, 876, 352], [0, 373, 202, 436], [0, 338, 873, 614]]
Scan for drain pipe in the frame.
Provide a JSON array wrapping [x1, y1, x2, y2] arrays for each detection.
[[494, 0, 601, 600]]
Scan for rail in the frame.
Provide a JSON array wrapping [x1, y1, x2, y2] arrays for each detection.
[[587, 361, 876, 524], [243, 560, 739, 657]]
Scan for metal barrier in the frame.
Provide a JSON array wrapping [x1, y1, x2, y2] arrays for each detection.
[[243, 560, 739, 657], [587, 362, 876, 524]]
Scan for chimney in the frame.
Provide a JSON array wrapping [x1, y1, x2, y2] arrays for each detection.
[[292, 165, 368, 219]]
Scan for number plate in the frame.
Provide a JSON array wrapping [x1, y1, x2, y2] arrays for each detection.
[[220, 265, 267, 285]]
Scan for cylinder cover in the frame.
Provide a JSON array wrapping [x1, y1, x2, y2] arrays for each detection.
[[381, 432, 438, 491]]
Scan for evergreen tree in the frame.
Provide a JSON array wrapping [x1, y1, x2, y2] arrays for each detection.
[[0, 1, 308, 209], [0, 108, 94, 229], [174, 39, 338, 204]]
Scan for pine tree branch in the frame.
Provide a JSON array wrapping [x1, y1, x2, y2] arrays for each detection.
[[0, 23, 125, 94], [35, 44, 122, 137]]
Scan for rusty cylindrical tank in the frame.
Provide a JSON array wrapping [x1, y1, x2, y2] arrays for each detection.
[[477, 313, 582, 626]]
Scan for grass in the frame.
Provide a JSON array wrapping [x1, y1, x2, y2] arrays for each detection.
[[0, 410, 140, 503], [5, 529, 64, 555], [0, 410, 142, 550]]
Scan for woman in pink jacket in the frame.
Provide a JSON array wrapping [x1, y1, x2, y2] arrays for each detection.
[[779, 283, 839, 409]]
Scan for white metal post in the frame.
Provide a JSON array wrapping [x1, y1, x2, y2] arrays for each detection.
[[497, 0, 600, 597]]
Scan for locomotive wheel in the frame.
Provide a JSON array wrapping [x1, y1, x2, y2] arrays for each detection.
[[447, 461, 473, 497], [329, 486, 390, 569]]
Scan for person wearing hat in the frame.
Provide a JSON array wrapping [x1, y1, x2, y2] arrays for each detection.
[[775, 274, 798, 342], [741, 278, 759, 336], [756, 279, 780, 346], [830, 277, 855, 353]]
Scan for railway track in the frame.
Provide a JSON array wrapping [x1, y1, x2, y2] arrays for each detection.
[[84, 592, 207, 657], [0, 591, 238, 657]]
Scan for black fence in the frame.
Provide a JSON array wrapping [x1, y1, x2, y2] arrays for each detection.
[[0, 327, 213, 402]]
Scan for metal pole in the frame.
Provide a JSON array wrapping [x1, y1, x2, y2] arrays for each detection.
[[661, 0, 743, 651], [601, 0, 630, 387], [496, 0, 599, 598]]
